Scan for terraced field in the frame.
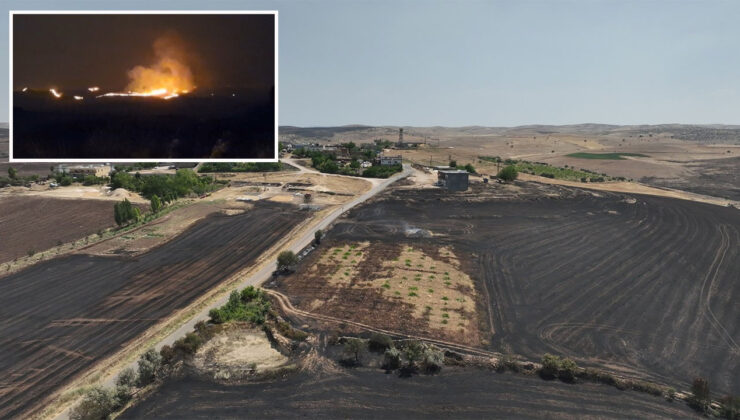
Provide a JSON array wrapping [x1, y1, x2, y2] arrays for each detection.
[[0, 202, 304, 419], [121, 368, 699, 419], [323, 184, 740, 394]]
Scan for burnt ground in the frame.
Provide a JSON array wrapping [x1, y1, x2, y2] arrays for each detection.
[[0, 202, 303, 419], [12, 88, 274, 159], [642, 156, 740, 201], [121, 367, 698, 419], [0, 196, 123, 264], [282, 183, 740, 395]]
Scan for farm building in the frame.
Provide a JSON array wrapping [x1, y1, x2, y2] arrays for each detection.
[[438, 170, 469, 191], [56, 164, 112, 178], [378, 154, 403, 166]]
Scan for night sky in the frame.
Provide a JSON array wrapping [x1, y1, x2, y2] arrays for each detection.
[[13, 14, 275, 92]]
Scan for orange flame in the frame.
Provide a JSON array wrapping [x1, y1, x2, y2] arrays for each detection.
[[124, 35, 194, 98]]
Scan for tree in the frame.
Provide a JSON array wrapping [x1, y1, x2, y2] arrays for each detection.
[[8, 166, 17, 179], [114, 199, 136, 226], [497, 165, 518, 182], [403, 340, 425, 368], [343, 338, 367, 364], [137, 348, 162, 386], [449, 160, 457, 168], [691, 377, 711, 411], [69, 386, 117, 420], [314, 229, 323, 245], [464, 163, 476, 173], [116, 367, 138, 388], [150, 194, 163, 213], [277, 250, 298, 272]]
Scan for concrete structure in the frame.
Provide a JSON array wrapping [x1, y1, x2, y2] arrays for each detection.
[[378, 154, 403, 166], [56, 164, 111, 178], [438, 170, 469, 191]]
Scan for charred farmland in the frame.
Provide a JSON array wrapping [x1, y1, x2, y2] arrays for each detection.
[[281, 183, 740, 395], [12, 87, 275, 159], [0, 202, 302, 419], [121, 367, 700, 419]]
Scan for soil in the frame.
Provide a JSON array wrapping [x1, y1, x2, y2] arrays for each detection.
[[191, 324, 288, 381], [0, 196, 125, 264], [292, 182, 740, 394], [0, 202, 305, 419], [121, 367, 699, 419]]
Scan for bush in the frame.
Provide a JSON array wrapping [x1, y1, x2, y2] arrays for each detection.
[[720, 396, 740, 420], [114, 199, 137, 226], [497, 165, 518, 182], [116, 367, 137, 388], [343, 338, 367, 365], [150, 194, 163, 213], [69, 386, 116, 420], [174, 332, 203, 355], [277, 250, 298, 272], [383, 347, 402, 370], [159, 344, 176, 365], [421, 345, 445, 373], [137, 348, 162, 386], [464, 163, 476, 173], [558, 357, 578, 383], [540, 353, 561, 379], [208, 287, 271, 325], [362, 164, 402, 178], [368, 332, 394, 352]]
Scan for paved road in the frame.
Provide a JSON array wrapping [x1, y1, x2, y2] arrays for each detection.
[[54, 162, 411, 420]]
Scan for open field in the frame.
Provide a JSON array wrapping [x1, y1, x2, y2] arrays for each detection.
[[121, 368, 699, 419], [0, 196, 124, 264], [284, 183, 740, 394], [0, 202, 304, 419], [277, 241, 482, 345], [282, 124, 740, 201]]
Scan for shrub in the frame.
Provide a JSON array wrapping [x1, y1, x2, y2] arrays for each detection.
[[497, 165, 518, 182], [368, 332, 394, 352], [421, 345, 445, 373], [150, 194, 163, 213], [114, 199, 137, 226], [464, 163, 475, 173], [720, 396, 740, 419], [116, 367, 137, 388], [137, 348, 162, 386], [384, 347, 402, 370], [69, 386, 116, 420], [540, 353, 561, 379], [174, 332, 203, 355], [343, 338, 367, 365], [159, 344, 176, 365], [558, 357, 579, 382], [113, 384, 133, 408], [208, 287, 271, 325]]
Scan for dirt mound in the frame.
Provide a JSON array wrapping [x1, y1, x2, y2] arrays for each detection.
[[191, 324, 288, 381]]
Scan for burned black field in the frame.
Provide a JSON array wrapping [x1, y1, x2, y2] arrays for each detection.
[[121, 367, 698, 419], [12, 88, 274, 159], [324, 184, 740, 395], [0, 202, 302, 419]]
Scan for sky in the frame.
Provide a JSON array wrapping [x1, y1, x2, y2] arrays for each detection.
[[2, 0, 739, 126], [13, 14, 274, 91]]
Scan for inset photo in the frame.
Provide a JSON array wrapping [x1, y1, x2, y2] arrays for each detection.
[[10, 11, 277, 161]]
